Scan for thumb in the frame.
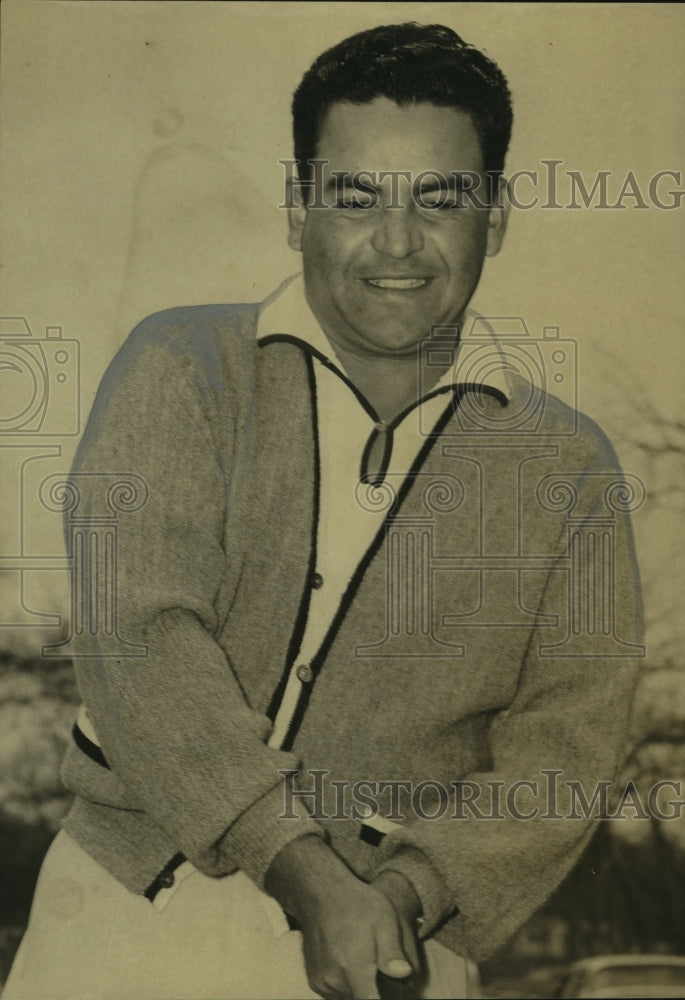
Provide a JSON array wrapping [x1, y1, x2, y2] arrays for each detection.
[[383, 958, 413, 979], [376, 923, 413, 979]]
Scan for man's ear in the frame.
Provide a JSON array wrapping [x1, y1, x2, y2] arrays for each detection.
[[287, 178, 308, 252], [485, 175, 510, 258]]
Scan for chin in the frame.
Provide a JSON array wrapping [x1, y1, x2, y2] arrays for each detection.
[[372, 334, 427, 355]]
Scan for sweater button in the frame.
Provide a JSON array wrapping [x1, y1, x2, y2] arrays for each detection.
[[311, 572, 324, 590], [296, 663, 313, 683], [158, 872, 175, 889]]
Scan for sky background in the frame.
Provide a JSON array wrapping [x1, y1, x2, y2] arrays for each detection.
[[1, 1, 684, 660]]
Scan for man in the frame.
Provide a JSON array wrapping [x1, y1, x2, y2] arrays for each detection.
[[4, 22, 642, 1000]]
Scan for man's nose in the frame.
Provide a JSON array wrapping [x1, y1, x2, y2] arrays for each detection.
[[370, 206, 424, 258]]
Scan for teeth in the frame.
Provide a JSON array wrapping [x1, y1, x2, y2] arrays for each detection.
[[367, 278, 427, 289]]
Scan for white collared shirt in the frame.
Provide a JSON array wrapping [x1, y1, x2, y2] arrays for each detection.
[[258, 274, 511, 752]]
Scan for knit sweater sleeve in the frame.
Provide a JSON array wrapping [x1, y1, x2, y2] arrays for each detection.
[[68, 311, 323, 889], [370, 422, 644, 961]]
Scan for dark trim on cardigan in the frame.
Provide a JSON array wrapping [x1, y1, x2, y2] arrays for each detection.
[[280, 386, 470, 751], [72, 722, 110, 770], [71, 721, 190, 901], [265, 351, 321, 723], [259, 334, 509, 421], [258, 334, 511, 746], [360, 422, 395, 486], [258, 333, 378, 422], [356, 383, 510, 485], [259, 333, 509, 484], [359, 824, 386, 847], [143, 852, 187, 902]]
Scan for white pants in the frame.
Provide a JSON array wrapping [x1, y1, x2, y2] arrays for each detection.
[[2, 832, 470, 1000]]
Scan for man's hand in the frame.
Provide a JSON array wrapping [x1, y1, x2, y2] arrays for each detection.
[[265, 835, 421, 999], [372, 869, 422, 928]]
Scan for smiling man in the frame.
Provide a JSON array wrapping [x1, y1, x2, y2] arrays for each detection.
[[288, 97, 507, 425], [3, 22, 643, 1000]]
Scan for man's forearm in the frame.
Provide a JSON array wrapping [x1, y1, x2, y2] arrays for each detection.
[[264, 833, 349, 921], [265, 834, 422, 926]]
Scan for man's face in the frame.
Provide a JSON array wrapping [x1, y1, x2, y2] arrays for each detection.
[[288, 98, 508, 360]]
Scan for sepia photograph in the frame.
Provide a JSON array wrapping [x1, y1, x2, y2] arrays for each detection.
[[1, 2, 684, 997]]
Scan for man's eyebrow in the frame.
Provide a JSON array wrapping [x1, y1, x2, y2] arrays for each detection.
[[415, 174, 473, 192], [323, 173, 475, 193], [324, 175, 382, 193], [324, 170, 474, 192]]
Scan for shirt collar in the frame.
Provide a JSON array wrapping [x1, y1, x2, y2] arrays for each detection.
[[257, 273, 512, 401]]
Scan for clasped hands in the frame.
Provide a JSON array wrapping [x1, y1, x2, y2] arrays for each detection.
[[265, 834, 425, 1000]]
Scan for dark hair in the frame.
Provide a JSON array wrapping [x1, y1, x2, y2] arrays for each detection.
[[292, 22, 513, 180]]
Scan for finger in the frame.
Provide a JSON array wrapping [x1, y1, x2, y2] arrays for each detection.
[[316, 985, 347, 1000], [375, 919, 413, 979], [347, 960, 381, 1000], [313, 971, 351, 1000], [398, 915, 422, 974], [307, 956, 349, 999]]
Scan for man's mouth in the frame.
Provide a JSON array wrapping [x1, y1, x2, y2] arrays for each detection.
[[364, 277, 429, 290]]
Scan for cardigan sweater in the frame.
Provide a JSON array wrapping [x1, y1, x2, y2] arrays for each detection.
[[255, 277, 513, 756], [59, 302, 643, 962]]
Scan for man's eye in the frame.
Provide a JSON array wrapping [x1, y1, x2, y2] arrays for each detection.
[[334, 198, 371, 210], [419, 196, 464, 210]]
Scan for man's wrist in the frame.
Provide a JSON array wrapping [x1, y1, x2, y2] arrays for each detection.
[[264, 833, 346, 922]]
